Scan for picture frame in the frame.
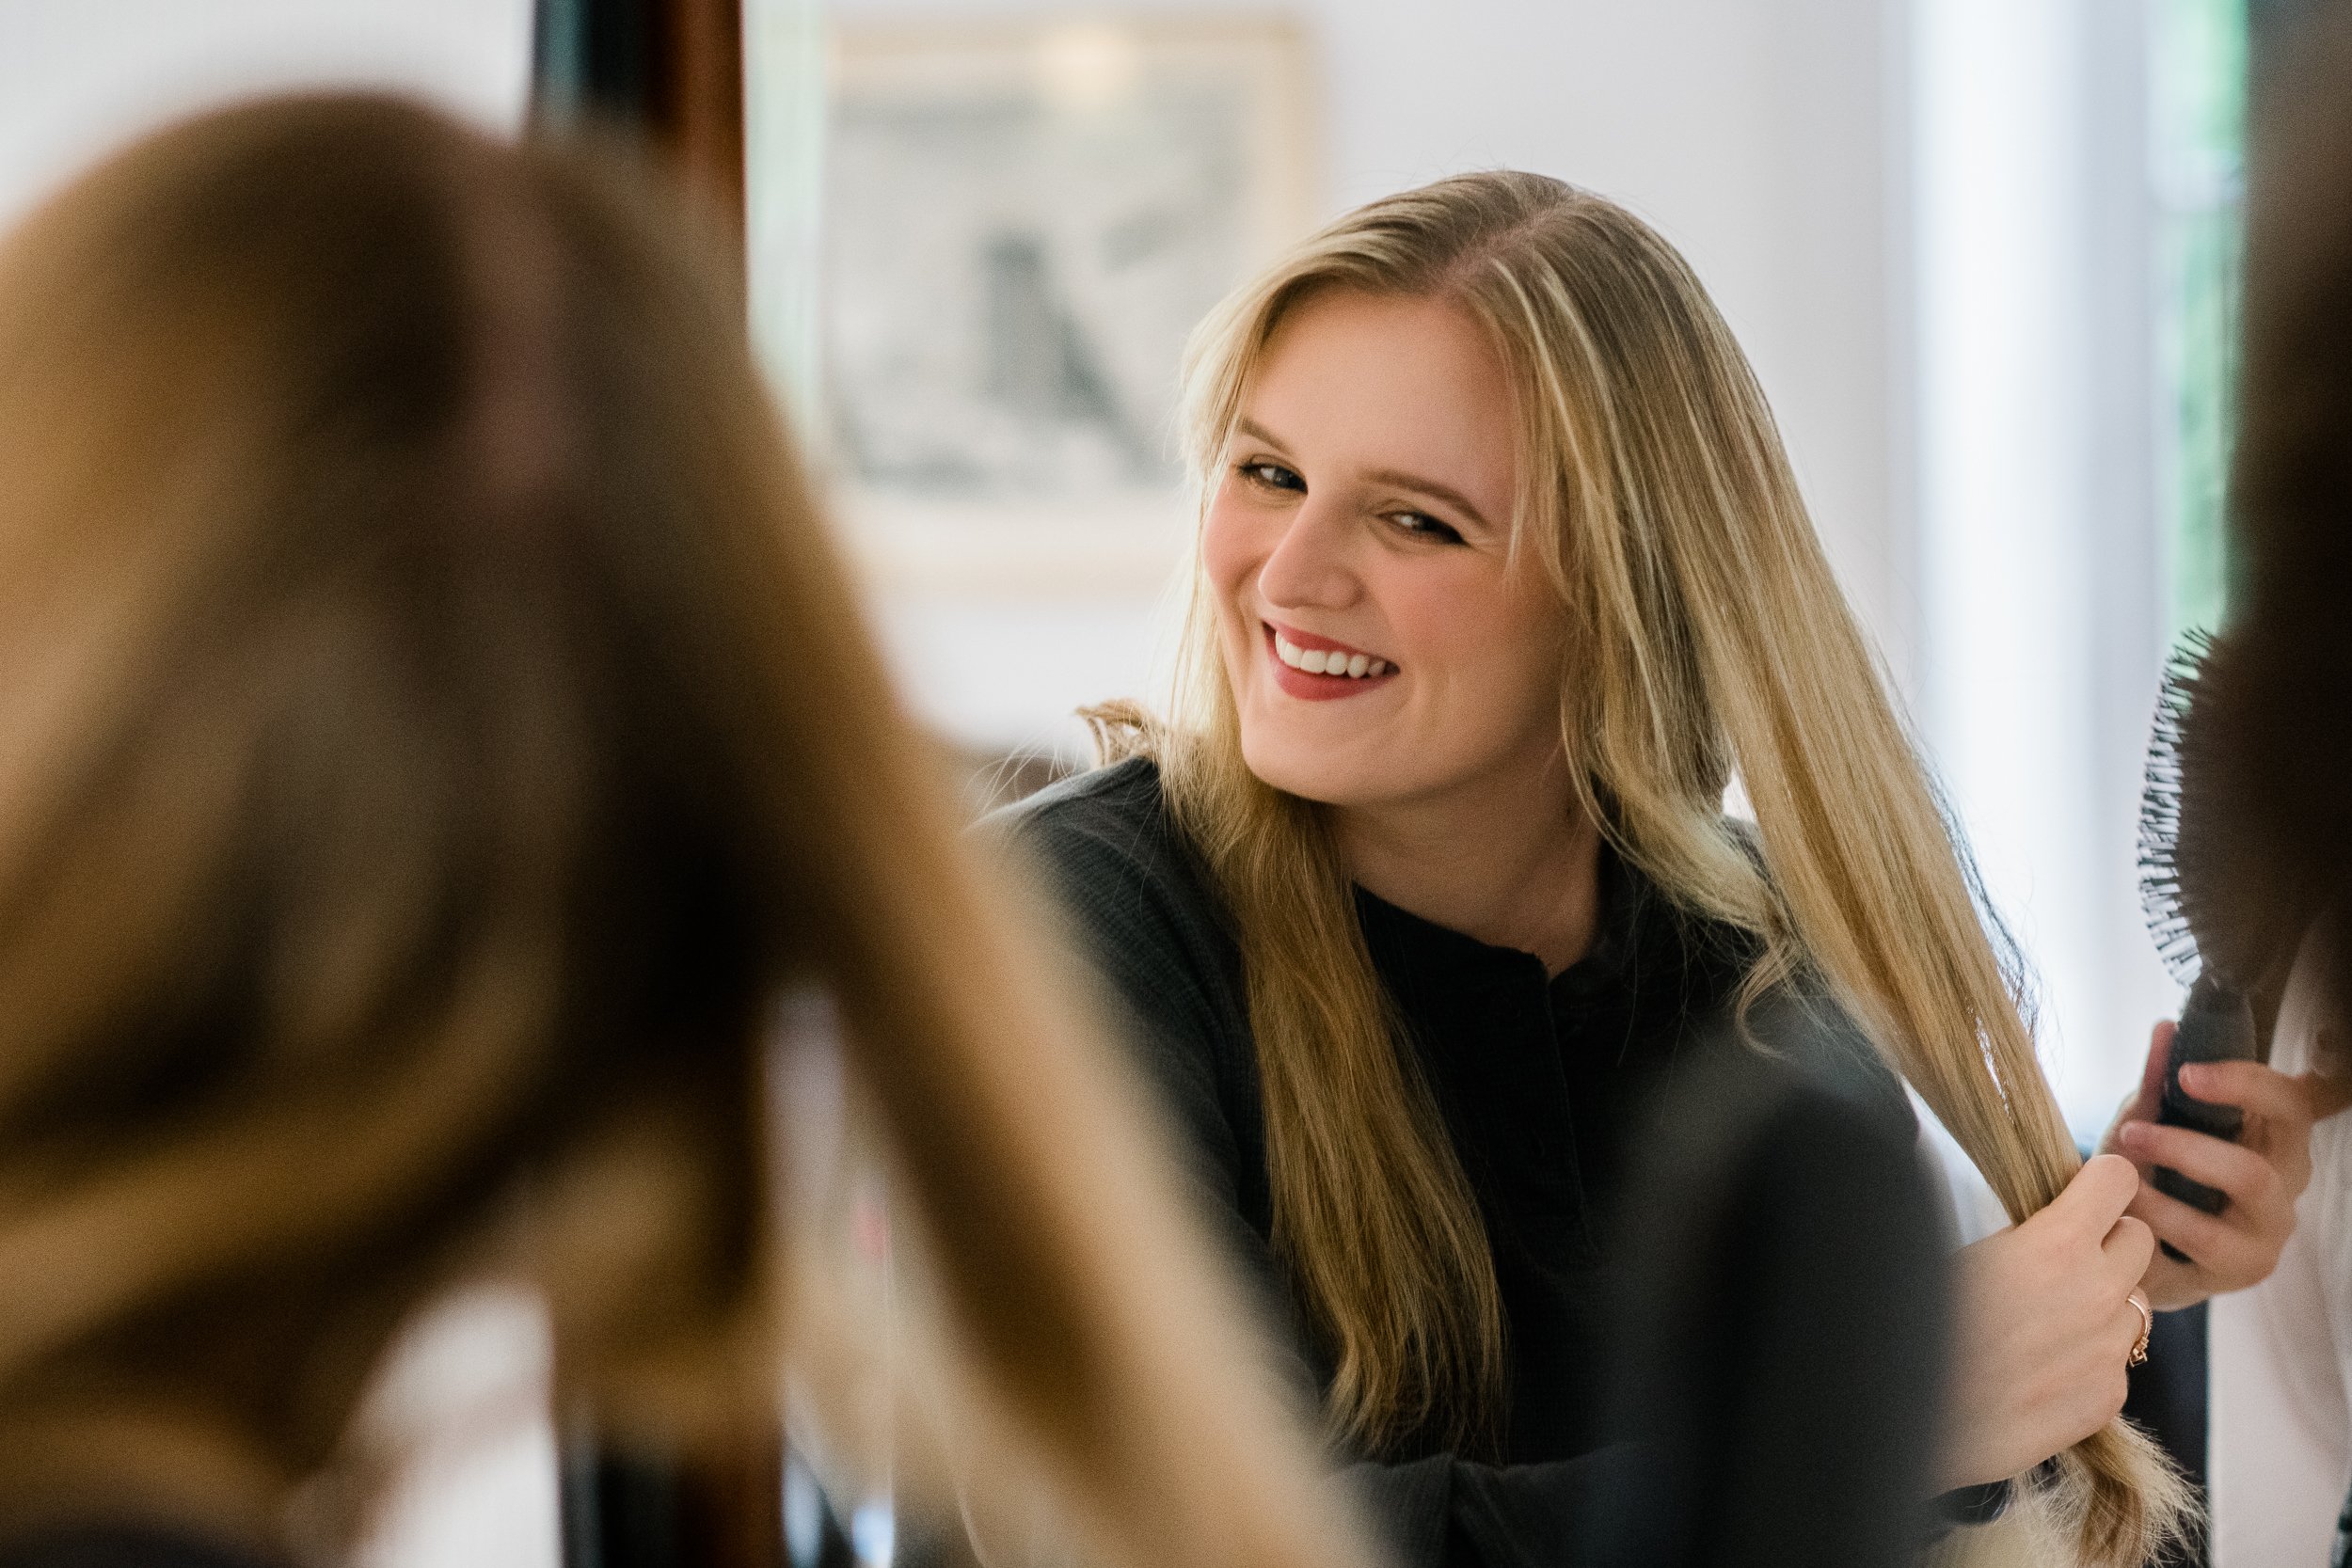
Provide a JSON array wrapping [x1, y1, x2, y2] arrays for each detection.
[[818, 15, 1317, 594]]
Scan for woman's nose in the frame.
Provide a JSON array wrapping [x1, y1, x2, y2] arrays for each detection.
[[1256, 499, 1359, 612]]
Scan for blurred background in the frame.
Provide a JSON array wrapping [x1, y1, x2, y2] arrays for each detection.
[[0, 0, 2310, 1555]]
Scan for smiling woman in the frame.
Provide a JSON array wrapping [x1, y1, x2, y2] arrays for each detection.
[[996, 171, 2209, 1568], [1203, 290, 1606, 988]]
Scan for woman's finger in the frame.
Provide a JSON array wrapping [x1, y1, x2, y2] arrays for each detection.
[[2178, 1060, 2319, 1128], [2100, 1025, 2174, 1163], [2167, 1062, 2320, 1196], [2097, 1212, 2156, 1285], [2116, 1119, 2280, 1206], [2044, 1153, 2141, 1240], [2125, 1180, 2265, 1281]]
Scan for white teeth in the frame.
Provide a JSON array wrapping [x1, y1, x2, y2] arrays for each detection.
[[1272, 631, 1391, 678]]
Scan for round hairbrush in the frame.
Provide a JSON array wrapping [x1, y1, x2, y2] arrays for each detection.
[[2138, 632, 2259, 1259]]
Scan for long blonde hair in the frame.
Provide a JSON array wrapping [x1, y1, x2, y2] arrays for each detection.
[[0, 94, 1360, 1568], [1111, 170, 2186, 1563]]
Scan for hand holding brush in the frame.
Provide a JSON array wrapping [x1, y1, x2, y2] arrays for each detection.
[[2101, 1016, 2324, 1308], [2118, 632, 2326, 1307]]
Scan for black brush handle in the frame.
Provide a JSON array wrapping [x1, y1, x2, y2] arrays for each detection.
[[2153, 975, 2255, 1259]]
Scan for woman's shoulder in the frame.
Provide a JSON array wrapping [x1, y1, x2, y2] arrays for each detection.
[[986, 754, 1237, 983], [987, 760, 1263, 1177], [991, 756, 1206, 911], [993, 752, 1171, 851]]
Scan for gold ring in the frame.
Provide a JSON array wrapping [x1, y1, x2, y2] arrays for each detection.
[[2125, 1291, 2153, 1368]]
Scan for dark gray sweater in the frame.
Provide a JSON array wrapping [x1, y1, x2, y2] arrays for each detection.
[[994, 756, 1952, 1566]]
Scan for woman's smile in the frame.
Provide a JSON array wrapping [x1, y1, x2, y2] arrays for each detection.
[[1264, 620, 1398, 699]]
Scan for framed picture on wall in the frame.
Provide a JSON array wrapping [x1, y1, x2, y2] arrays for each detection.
[[820, 16, 1317, 594]]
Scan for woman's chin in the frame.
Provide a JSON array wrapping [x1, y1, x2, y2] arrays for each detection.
[[1237, 730, 1392, 809]]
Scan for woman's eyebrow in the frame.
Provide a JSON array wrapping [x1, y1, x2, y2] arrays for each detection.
[[1234, 417, 1293, 452], [1361, 466, 1492, 531]]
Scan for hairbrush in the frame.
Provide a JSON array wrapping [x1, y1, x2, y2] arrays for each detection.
[[2138, 631, 2258, 1259]]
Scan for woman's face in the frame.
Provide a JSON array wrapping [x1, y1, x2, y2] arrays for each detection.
[[1203, 289, 1569, 814]]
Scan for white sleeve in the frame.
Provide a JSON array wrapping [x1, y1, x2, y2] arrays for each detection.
[[2210, 1211, 2349, 1567], [2211, 933, 2352, 1568]]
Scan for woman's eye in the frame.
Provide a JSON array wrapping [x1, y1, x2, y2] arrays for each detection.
[[1238, 461, 1305, 493], [1391, 510, 1466, 545]]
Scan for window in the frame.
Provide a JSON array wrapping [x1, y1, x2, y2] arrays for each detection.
[[2152, 0, 2246, 639]]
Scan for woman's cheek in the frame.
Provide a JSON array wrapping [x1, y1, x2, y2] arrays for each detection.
[[1377, 579, 1475, 688], [1200, 489, 1260, 599], [1391, 575, 1558, 744]]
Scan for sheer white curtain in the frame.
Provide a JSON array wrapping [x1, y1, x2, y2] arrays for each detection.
[[1910, 0, 2179, 1139]]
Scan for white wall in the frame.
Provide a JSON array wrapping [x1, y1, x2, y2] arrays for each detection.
[[0, 0, 532, 227]]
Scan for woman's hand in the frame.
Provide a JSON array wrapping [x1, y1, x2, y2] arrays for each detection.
[[1943, 1154, 2154, 1489], [2100, 1019, 2344, 1310]]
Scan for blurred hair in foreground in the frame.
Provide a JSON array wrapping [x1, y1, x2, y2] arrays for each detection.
[[2173, 5, 2352, 1047], [0, 93, 1361, 1568]]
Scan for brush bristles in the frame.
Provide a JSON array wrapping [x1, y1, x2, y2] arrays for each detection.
[[2137, 630, 2216, 986]]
